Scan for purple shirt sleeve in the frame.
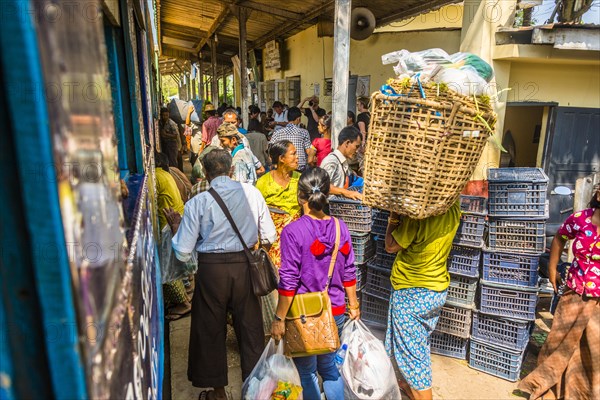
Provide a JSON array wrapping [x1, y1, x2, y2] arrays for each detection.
[[278, 226, 301, 296]]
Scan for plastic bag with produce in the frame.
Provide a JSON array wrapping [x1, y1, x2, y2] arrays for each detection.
[[242, 339, 303, 400]]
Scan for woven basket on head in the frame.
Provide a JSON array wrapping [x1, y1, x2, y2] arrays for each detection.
[[363, 80, 496, 219]]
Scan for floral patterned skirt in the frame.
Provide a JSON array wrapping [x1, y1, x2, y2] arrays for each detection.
[[384, 287, 447, 391], [259, 211, 299, 335]]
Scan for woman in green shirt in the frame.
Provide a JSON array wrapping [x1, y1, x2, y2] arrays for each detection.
[[383, 201, 461, 400]]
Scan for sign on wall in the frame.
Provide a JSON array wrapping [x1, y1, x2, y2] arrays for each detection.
[[264, 40, 281, 70]]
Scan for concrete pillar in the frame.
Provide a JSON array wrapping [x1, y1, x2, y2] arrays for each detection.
[[236, 6, 250, 128], [460, 0, 517, 180], [331, 0, 351, 149]]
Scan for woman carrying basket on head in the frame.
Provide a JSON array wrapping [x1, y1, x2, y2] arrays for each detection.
[[270, 167, 360, 400], [384, 202, 461, 400], [518, 187, 600, 399]]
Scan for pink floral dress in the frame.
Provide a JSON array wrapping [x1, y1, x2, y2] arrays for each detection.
[[557, 208, 600, 297]]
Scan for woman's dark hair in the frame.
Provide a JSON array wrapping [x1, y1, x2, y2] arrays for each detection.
[[319, 114, 332, 130], [269, 140, 293, 165], [202, 148, 232, 178], [338, 125, 361, 145], [298, 167, 330, 212], [347, 110, 356, 124], [590, 187, 600, 208], [154, 151, 170, 172], [160, 107, 169, 114], [357, 97, 369, 110]]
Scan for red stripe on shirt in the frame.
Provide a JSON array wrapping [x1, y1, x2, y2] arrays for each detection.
[[278, 288, 296, 297], [343, 279, 357, 288], [332, 305, 346, 316]]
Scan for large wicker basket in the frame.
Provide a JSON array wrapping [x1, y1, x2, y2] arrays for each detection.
[[363, 81, 496, 219]]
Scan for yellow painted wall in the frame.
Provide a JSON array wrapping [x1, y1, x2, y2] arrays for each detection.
[[508, 62, 600, 108], [263, 25, 461, 111], [375, 4, 464, 33]]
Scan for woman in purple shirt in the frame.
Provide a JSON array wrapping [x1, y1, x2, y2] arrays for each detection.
[[271, 167, 360, 400]]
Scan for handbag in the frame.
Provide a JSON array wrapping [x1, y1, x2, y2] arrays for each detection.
[[284, 217, 341, 357], [208, 188, 278, 297]]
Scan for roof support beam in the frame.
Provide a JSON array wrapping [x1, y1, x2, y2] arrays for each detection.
[[194, 5, 231, 53], [210, 37, 219, 104], [219, 0, 303, 20], [252, 0, 335, 49], [234, 5, 250, 126]]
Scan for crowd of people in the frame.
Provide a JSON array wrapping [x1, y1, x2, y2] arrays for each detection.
[[154, 95, 600, 400], [156, 97, 366, 400]]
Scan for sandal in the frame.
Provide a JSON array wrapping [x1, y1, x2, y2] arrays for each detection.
[[165, 303, 191, 321], [198, 390, 229, 400]]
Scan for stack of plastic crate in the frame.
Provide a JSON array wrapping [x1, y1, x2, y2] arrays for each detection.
[[329, 195, 374, 305], [430, 195, 486, 360], [360, 208, 393, 327], [468, 167, 548, 381]]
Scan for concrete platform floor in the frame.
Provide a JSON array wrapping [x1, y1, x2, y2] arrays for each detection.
[[168, 312, 547, 400]]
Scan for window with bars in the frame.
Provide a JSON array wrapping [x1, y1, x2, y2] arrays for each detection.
[[324, 78, 333, 96], [286, 76, 301, 107]]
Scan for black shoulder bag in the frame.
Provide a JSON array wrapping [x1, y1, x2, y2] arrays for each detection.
[[208, 187, 278, 297]]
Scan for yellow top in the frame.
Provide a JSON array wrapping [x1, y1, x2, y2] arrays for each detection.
[[255, 171, 301, 216], [390, 201, 461, 292], [155, 168, 185, 229]]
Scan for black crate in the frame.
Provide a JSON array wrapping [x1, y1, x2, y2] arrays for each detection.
[[355, 263, 367, 291], [361, 292, 390, 328], [364, 264, 392, 300], [488, 220, 545, 255], [482, 251, 539, 288], [436, 304, 472, 339], [372, 239, 397, 271], [453, 214, 485, 248], [371, 208, 390, 236], [430, 331, 469, 360], [487, 168, 548, 219], [448, 245, 481, 278], [471, 311, 531, 352], [446, 274, 478, 308]]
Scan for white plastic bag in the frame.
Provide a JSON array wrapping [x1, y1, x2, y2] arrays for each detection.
[[338, 320, 401, 399], [242, 339, 303, 400], [159, 225, 198, 283]]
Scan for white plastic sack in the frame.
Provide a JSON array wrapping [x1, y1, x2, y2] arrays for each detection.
[[242, 339, 303, 400], [338, 320, 401, 399], [159, 225, 198, 283], [433, 67, 488, 96]]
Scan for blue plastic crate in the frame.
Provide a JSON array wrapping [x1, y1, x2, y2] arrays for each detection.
[[460, 195, 487, 215], [471, 311, 531, 352], [453, 214, 485, 248], [447, 274, 478, 308], [448, 245, 481, 277], [364, 264, 392, 300], [330, 197, 372, 233], [436, 304, 472, 339], [355, 264, 367, 291], [488, 220, 545, 254], [487, 168, 548, 219], [371, 208, 390, 236], [430, 331, 469, 360], [469, 338, 525, 382], [482, 251, 539, 288], [351, 233, 375, 264], [361, 292, 390, 328], [370, 239, 396, 271], [479, 281, 539, 321]]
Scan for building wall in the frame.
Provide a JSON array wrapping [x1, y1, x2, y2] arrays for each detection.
[[503, 106, 545, 167], [507, 62, 600, 108], [263, 25, 462, 111]]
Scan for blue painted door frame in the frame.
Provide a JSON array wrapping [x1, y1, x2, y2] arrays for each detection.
[[0, 1, 87, 398]]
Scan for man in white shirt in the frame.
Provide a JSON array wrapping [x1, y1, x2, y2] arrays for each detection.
[[321, 126, 363, 200], [164, 149, 276, 400], [269, 101, 288, 131]]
